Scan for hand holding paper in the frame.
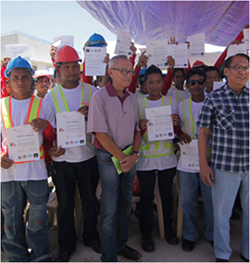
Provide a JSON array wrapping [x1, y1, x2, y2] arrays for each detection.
[[120, 154, 138, 173], [29, 118, 48, 132], [47, 146, 65, 158], [1, 153, 13, 169], [77, 105, 89, 117]]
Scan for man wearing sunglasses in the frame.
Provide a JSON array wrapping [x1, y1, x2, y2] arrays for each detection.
[[197, 53, 249, 262], [177, 68, 213, 252], [87, 55, 141, 262]]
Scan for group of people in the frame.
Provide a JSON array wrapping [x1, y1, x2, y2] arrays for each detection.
[[0, 25, 249, 263]]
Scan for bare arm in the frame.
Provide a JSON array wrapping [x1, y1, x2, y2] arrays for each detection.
[[198, 127, 214, 186], [99, 53, 110, 88]]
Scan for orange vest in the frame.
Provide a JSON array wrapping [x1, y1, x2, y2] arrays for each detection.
[[1, 95, 45, 164]]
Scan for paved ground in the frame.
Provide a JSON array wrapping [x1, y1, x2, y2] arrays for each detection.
[[1, 205, 245, 262]]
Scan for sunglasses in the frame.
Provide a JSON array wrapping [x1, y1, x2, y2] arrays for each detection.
[[188, 79, 205, 86]]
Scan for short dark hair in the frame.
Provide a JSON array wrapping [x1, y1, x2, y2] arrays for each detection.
[[224, 53, 249, 69], [144, 65, 163, 82], [173, 68, 185, 79], [204, 66, 219, 75], [185, 68, 206, 82]]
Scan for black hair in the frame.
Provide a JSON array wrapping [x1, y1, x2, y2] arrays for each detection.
[[224, 53, 249, 69], [173, 68, 185, 79], [144, 65, 163, 82], [204, 66, 219, 75], [185, 68, 207, 82]]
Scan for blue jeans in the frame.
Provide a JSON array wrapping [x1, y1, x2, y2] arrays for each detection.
[[97, 149, 135, 262], [212, 168, 249, 260], [179, 171, 213, 242], [1, 180, 51, 262]]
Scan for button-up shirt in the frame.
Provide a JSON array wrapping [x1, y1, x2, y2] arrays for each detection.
[[197, 84, 249, 173]]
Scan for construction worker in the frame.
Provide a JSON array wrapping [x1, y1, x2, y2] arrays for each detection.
[[44, 45, 101, 262], [137, 65, 179, 252], [1, 56, 55, 262], [34, 70, 51, 98]]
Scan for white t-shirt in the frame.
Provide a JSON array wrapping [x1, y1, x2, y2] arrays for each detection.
[[44, 82, 98, 163], [177, 99, 203, 173], [1, 97, 55, 182], [136, 97, 178, 171]]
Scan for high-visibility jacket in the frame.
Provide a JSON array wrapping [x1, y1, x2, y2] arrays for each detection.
[[138, 96, 176, 158], [136, 90, 147, 99], [51, 83, 92, 143], [170, 86, 190, 104], [181, 97, 211, 158], [1, 95, 45, 163], [181, 98, 196, 139]]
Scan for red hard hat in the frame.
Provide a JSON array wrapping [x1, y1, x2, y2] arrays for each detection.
[[34, 70, 51, 82], [55, 45, 82, 64], [192, 60, 206, 68]]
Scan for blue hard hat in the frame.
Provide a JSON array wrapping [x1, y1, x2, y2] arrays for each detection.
[[4, 56, 34, 77], [139, 67, 147, 76], [88, 33, 107, 47]]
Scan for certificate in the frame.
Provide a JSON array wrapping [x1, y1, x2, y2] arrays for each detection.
[[243, 28, 249, 52], [146, 39, 169, 69], [114, 28, 132, 56], [227, 43, 247, 58], [5, 43, 30, 60], [53, 35, 74, 48], [178, 140, 200, 171], [56, 111, 86, 148], [7, 125, 40, 162], [187, 33, 205, 57], [145, 106, 174, 142], [168, 44, 189, 68], [85, 47, 107, 76]]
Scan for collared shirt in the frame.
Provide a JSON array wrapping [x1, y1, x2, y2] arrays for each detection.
[[197, 84, 249, 173], [87, 81, 140, 149]]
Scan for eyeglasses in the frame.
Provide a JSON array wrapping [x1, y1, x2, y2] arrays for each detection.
[[111, 68, 135, 76], [188, 79, 205, 86], [229, 65, 249, 72]]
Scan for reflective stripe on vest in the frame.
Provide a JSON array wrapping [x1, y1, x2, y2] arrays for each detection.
[[182, 98, 196, 139], [138, 95, 176, 158], [181, 98, 211, 157], [1, 95, 45, 163], [173, 86, 190, 104], [51, 82, 92, 143], [136, 90, 146, 99]]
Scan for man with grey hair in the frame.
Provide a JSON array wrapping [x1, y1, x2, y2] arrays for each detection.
[[87, 55, 141, 262]]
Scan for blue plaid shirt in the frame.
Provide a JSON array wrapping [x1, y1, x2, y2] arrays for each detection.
[[197, 84, 249, 173]]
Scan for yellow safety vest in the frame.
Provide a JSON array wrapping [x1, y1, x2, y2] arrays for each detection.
[[136, 90, 147, 99], [1, 95, 45, 163], [138, 96, 176, 158], [181, 97, 211, 157], [182, 98, 196, 139], [172, 86, 190, 104], [51, 82, 92, 143]]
